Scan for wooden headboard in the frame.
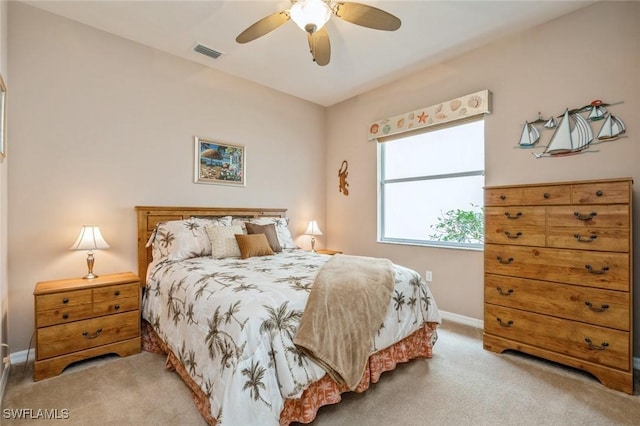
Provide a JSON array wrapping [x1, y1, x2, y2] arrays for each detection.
[[135, 206, 287, 285]]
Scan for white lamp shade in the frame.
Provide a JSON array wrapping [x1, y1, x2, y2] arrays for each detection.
[[70, 226, 110, 251], [304, 220, 323, 236], [290, 0, 331, 33]]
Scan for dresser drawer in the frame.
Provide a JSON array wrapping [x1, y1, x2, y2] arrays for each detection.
[[523, 185, 571, 205], [93, 296, 139, 316], [36, 310, 140, 360], [547, 205, 629, 228], [485, 206, 545, 227], [485, 305, 630, 371], [546, 227, 629, 252], [572, 181, 630, 204], [36, 304, 94, 328], [93, 282, 139, 303], [484, 244, 629, 291], [484, 226, 545, 246], [485, 274, 630, 331], [35, 289, 92, 312], [485, 188, 524, 206]]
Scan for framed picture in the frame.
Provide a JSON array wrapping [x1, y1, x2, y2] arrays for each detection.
[[0, 74, 6, 160], [194, 137, 245, 186]]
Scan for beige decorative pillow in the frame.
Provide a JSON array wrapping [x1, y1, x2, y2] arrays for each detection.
[[245, 222, 282, 252], [235, 233, 274, 259], [206, 225, 244, 259]]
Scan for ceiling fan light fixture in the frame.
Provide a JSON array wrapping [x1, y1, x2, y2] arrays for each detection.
[[290, 0, 331, 34]]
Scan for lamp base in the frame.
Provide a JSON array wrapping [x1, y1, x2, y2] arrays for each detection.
[[83, 273, 98, 280], [83, 251, 98, 279]]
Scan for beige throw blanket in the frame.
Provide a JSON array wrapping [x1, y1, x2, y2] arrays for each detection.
[[293, 254, 394, 390]]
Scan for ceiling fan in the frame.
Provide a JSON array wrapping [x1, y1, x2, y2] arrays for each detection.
[[235, 0, 401, 66]]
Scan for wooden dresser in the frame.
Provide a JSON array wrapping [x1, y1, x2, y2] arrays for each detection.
[[34, 272, 141, 381], [483, 177, 633, 394]]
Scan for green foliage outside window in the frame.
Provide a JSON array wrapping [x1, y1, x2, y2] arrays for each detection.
[[428, 204, 484, 244]]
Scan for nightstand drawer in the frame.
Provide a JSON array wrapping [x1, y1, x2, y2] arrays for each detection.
[[36, 311, 140, 360], [93, 296, 138, 316], [35, 289, 92, 312], [93, 283, 139, 302], [36, 304, 94, 328]]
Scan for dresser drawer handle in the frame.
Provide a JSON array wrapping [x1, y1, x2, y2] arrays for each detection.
[[496, 287, 513, 296], [543, 192, 550, 199], [114, 304, 120, 310], [496, 256, 514, 265], [62, 313, 69, 320], [574, 211, 597, 221], [595, 190, 603, 197], [585, 265, 609, 275], [500, 195, 506, 200], [114, 290, 120, 296], [82, 328, 103, 339], [573, 233, 597, 242], [585, 301, 609, 313], [62, 298, 69, 304], [584, 338, 609, 351], [504, 231, 522, 239], [496, 317, 513, 328], [504, 212, 522, 219]]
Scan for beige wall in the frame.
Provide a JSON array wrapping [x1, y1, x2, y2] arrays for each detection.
[[326, 1, 640, 353], [0, 0, 8, 385], [7, 2, 326, 353]]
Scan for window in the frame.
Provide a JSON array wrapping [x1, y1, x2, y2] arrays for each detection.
[[378, 118, 484, 249]]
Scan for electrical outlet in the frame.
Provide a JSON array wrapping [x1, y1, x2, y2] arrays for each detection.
[[425, 270, 432, 282]]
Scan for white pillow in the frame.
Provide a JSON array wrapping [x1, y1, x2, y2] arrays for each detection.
[[150, 219, 209, 262], [206, 225, 244, 259]]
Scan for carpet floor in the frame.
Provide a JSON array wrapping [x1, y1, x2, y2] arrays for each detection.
[[2, 321, 639, 425]]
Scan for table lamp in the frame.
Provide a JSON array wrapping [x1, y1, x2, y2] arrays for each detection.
[[304, 220, 323, 252], [70, 225, 110, 279]]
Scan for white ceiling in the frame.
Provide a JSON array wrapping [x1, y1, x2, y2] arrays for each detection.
[[24, 0, 593, 107]]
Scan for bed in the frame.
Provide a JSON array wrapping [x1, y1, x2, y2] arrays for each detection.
[[136, 206, 441, 425]]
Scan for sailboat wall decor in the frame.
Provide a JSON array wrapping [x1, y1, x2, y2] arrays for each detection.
[[516, 99, 626, 158]]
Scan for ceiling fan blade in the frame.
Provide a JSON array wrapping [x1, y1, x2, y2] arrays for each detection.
[[307, 27, 331, 66], [236, 11, 290, 44], [333, 2, 401, 31]]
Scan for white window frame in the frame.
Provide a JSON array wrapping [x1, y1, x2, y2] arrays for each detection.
[[377, 118, 485, 250]]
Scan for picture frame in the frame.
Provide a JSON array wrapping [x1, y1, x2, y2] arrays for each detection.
[[0, 74, 6, 160], [194, 137, 245, 186]]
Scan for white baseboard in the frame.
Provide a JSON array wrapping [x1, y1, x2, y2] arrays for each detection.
[[439, 310, 640, 371], [9, 348, 34, 365], [439, 310, 484, 329]]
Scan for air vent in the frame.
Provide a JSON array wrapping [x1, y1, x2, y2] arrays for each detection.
[[194, 43, 222, 60]]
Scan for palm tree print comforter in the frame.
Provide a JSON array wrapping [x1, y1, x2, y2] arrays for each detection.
[[142, 250, 440, 425]]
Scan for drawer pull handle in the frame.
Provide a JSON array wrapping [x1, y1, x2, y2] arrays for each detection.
[[574, 211, 597, 221], [114, 290, 120, 296], [497, 317, 513, 328], [114, 304, 120, 310], [595, 190, 603, 197], [585, 301, 609, 313], [62, 298, 69, 304], [497, 256, 514, 265], [543, 192, 550, 199], [496, 287, 513, 296], [504, 231, 522, 239], [504, 212, 522, 220], [585, 265, 609, 275], [500, 195, 506, 200], [82, 328, 103, 339], [62, 313, 69, 320], [573, 233, 597, 242], [584, 338, 609, 351]]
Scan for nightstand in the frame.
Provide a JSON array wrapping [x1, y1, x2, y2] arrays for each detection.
[[315, 249, 342, 255], [33, 272, 141, 381]]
